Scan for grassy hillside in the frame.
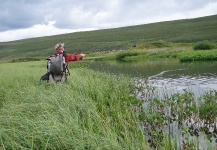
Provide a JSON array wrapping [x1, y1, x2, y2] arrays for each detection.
[[0, 14, 217, 61]]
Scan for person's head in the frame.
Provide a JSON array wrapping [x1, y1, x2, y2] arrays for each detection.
[[55, 43, 65, 54]]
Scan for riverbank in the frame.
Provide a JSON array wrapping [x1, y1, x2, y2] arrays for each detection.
[[89, 41, 217, 62]]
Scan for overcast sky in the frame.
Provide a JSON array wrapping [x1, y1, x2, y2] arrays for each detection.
[[0, 0, 217, 42]]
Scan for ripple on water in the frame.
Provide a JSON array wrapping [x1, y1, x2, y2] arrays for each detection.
[[147, 73, 217, 98]]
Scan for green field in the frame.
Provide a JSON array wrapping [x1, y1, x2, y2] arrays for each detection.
[[0, 61, 149, 149], [0, 15, 217, 62]]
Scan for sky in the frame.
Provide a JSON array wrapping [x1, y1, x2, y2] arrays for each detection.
[[0, 0, 217, 42]]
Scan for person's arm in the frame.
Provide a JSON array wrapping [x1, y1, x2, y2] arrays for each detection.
[[65, 54, 85, 63]]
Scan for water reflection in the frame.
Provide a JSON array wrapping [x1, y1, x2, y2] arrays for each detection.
[[89, 59, 217, 96]]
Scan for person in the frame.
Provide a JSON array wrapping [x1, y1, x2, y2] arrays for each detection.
[[40, 43, 85, 81], [53, 43, 85, 63]]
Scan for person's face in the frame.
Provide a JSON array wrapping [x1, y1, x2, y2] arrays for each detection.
[[56, 46, 64, 51]]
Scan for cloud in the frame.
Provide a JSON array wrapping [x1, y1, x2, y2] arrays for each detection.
[[187, 1, 217, 17], [0, 0, 217, 42], [0, 21, 96, 42]]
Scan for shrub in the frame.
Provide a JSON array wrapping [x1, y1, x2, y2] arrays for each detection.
[[193, 41, 215, 50]]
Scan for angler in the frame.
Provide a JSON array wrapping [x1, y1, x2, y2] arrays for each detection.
[[40, 43, 85, 82]]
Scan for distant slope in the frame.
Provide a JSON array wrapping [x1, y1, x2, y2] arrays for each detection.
[[0, 14, 217, 61]]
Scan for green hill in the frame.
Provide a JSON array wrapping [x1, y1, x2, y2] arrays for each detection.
[[0, 14, 217, 61]]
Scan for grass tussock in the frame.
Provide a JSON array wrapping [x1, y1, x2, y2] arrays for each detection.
[[0, 61, 148, 149], [193, 40, 216, 50], [178, 49, 217, 62]]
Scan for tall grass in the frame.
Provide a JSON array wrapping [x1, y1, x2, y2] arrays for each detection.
[[0, 61, 148, 149]]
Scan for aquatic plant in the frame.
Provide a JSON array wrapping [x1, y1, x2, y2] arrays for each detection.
[[134, 78, 217, 149]]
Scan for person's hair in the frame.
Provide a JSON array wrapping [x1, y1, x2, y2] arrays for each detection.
[[55, 43, 65, 50]]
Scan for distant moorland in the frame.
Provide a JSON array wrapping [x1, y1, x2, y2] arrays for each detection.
[[0, 14, 217, 62]]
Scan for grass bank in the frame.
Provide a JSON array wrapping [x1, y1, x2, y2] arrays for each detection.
[[0, 61, 148, 149], [178, 49, 217, 62], [91, 40, 217, 62]]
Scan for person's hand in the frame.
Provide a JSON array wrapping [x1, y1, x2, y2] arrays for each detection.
[[80, 54, 85, 57]]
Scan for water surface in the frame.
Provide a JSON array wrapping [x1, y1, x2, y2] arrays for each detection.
[[89, 59, 217, 96]]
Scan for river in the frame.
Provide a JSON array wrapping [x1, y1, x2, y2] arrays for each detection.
[[88, 58, 217, 97]]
